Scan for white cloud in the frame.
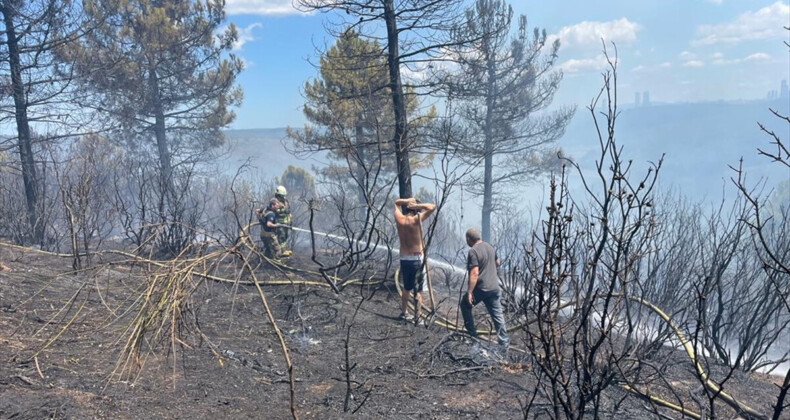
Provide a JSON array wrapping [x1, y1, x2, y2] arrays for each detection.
[[238, 56, 255, 69], [232, 23, 263, 50], [705, 0, 724, 4], [400, 63, 430, 83], [678, 51, 696, 60], [692, 1, 790, 45], [226, 0, 302, 15], [744, 52, 771, 61], [711, 52, 724, 59], [678, 51, 697, 60], [712, 57, 736, 65], [683, 60, 705, 67], [548, 18, 640, 49], [712, 52, 771, 65], [631, 61, 673, 72], [560, 55, 610, 74]]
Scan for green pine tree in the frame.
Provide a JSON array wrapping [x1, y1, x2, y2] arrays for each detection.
[[66, 0, 243, 195], [288, 29, 433, 205], [448, 0, 575, 241]]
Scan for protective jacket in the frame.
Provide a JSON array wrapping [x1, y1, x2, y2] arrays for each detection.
[[259, 210, 277, 233]]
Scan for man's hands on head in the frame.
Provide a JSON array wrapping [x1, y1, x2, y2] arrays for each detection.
[[395, 197, 417, 206], [406, 199, 435, 212]]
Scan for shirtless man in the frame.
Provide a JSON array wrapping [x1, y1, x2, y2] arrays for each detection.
[[394, 197, 436, 322]]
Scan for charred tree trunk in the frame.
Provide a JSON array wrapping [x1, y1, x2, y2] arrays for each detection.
[[773, 369, 790, 420], [383, 0, 412, 199], [354, 121, 369, 225], [1, 1, 43, 244], [481, 38, 496, 242], [148, 67, 175, 200], [354, 122, 367, 206]]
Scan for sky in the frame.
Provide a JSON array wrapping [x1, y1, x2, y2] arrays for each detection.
[[223, 0, 790, 130]]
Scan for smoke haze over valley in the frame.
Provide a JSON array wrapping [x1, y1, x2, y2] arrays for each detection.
[[224, 94, 790, 225]]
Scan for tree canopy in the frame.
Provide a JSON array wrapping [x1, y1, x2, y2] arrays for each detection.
[[66, 0, 244, 192], [288, 29, 433, 204], [446, 0, 575, 240]]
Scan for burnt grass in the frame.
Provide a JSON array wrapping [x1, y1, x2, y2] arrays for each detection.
[[0, 244, 785, 419]]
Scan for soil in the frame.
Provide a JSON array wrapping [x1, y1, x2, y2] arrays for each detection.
[[0, 244, 786, 419]]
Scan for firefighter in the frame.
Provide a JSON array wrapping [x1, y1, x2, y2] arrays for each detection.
[[255, 198, 282, 260], [272, 185, 292, 256]]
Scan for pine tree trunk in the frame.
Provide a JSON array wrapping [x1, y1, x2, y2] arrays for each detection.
[[2, 2, 43, 244], [148, 67, 175, 200], [481, 38, 496, 242], [383, 0, 412, 199]]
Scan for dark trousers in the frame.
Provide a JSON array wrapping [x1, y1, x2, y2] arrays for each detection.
[[460, 288, 509, 346]]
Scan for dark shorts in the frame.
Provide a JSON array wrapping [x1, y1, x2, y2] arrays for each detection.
[[400, 258, 425, 292]]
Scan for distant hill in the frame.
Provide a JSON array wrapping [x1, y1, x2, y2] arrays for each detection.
[[222, 99, 790, 202], [560, 98, 790, 201], [220, 127, 329, 180]]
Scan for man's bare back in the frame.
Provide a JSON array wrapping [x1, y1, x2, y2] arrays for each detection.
[[394, 198, 436, 256], [396, 216, 423, 255], [394, 197, 437, 320]]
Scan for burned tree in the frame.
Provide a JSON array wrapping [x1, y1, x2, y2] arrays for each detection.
[[519, 52, 664, 417], [66, 0, 239, 219], [291, 29, 403, 207], [63, 0, 243, 254], [446, 0, 574, 241], [297, 0, 469, 199], [288, 28, 434, 216], [734, 96, 790, 420], [287, 26, 440, 286], [0, 0, 85, 244], [52, 135, 120, 268]]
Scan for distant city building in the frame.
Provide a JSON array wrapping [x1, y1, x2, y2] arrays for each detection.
[[634, 92, 641, 106], [643, 91, 650, 106], [766, 80, 788, 100]]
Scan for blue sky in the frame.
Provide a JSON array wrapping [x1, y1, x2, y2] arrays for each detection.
[[224, 0, 790, 130]]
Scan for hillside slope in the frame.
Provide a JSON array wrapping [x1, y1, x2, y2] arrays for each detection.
[[0, 244, 784, 419]]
